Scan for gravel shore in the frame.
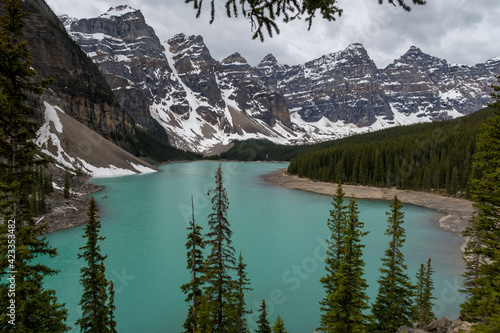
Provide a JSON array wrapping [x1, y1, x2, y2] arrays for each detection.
[[262, 168, 473, 237]]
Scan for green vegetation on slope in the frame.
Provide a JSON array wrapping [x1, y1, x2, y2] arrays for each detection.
[[287, 107, 494, 196], [133, 120, 201, 162]]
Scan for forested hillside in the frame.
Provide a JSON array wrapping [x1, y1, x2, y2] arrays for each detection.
[[287, 107, 494, 196]]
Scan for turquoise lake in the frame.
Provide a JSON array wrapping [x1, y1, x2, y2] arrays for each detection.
[[40, 161, 466, 332]]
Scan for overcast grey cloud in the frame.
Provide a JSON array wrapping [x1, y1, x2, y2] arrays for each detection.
[[45, 0, 500, 68]]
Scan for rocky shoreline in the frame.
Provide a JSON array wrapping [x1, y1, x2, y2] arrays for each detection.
[[262, 169, 474, 238], [39, 165, 105, 233], [43, 166, 475, 237]]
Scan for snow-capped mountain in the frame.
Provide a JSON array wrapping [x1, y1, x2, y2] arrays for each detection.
[[61, 5, 500, 154], [21, 0, 157, 176]]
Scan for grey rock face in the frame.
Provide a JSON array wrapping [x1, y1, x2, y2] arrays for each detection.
[[218, 52, 291, 127], [62, 6, 186, 130], [258, 44, 499, 126], [21, 0, 135, 146], [60, 6, 499, 153]]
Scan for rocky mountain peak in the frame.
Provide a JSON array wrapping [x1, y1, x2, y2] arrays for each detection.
[[64, 5, 165, 60], [345, 42, 369, 55], [222, 52, 248, 65], [255, 54, 288, 92], [167, 34, 224, 111], [60, 5, 184, 130], [305, 43, 377, 76], [391, 45, 447, 70], [168, 33, 206, 55], [100, 5, 141, 19], [407, 45, 423, 53], [483, 57, 500, 74], [258, 54, 279, 67]]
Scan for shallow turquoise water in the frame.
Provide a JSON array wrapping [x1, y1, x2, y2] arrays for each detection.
[[39, 161, 465, 332]]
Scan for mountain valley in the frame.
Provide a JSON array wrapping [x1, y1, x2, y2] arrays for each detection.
[[60, 5, 500, 155]]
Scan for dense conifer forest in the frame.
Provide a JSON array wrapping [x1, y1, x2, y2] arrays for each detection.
[[286, 108, 494, 196]]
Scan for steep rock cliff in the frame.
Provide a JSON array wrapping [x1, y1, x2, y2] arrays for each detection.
[[20, 0, 135, 144]]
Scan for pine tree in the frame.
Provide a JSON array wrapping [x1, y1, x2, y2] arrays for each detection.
[[319, 182, 347, 331], [371, 195, 415, 332], [76, 197, 113, 332], [319, 185, 370, 333], [272, 316, 288, 333], [460, 76, 500, 329], [202, 163, 236, 332], [415, 258, 436, 327], [181, 200, 205, 333], [321, 196, 370, 333], [255, 300, 271, 333], [232, 252, 252, 333], [0, 0, 69, 330]]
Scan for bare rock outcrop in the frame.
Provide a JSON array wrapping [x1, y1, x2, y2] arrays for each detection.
[[397, 317, 474, 333]]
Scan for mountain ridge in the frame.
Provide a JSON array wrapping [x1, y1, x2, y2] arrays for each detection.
[[60, 5, 500, 154], [16, 0, 166, 176]]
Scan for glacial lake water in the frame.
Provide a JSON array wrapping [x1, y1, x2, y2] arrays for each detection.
[[40, 161, 465, 332]]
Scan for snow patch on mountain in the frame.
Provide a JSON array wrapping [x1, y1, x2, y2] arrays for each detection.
[[100, 5, 138, 19], [36, 102, 157, 176], [61, 7, 500, 155]]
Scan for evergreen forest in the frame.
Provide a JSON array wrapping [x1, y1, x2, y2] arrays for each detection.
[[287, 108, 494, 196]]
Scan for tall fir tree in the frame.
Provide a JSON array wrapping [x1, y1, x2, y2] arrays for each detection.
[[320, 196, 370, 333], [371, 195, 415, 332], [232, 252, 252, 333], [0, 0, 69, 330], [415, 258, 436, 327], [180, 201, 205, 333], [255, 300, 271, 333], [272, 316, 288, 333], [108, 281, 117, 333], [319, 182, 347, 331], [202, 163, 237, 332], [460, 76, 500, 331], [76, 197, 114, 332]]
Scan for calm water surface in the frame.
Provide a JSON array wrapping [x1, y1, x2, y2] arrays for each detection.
[[40, 162, 465, 332]]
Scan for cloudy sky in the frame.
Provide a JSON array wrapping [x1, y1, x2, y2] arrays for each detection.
[[45, 0, 500, 68]]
